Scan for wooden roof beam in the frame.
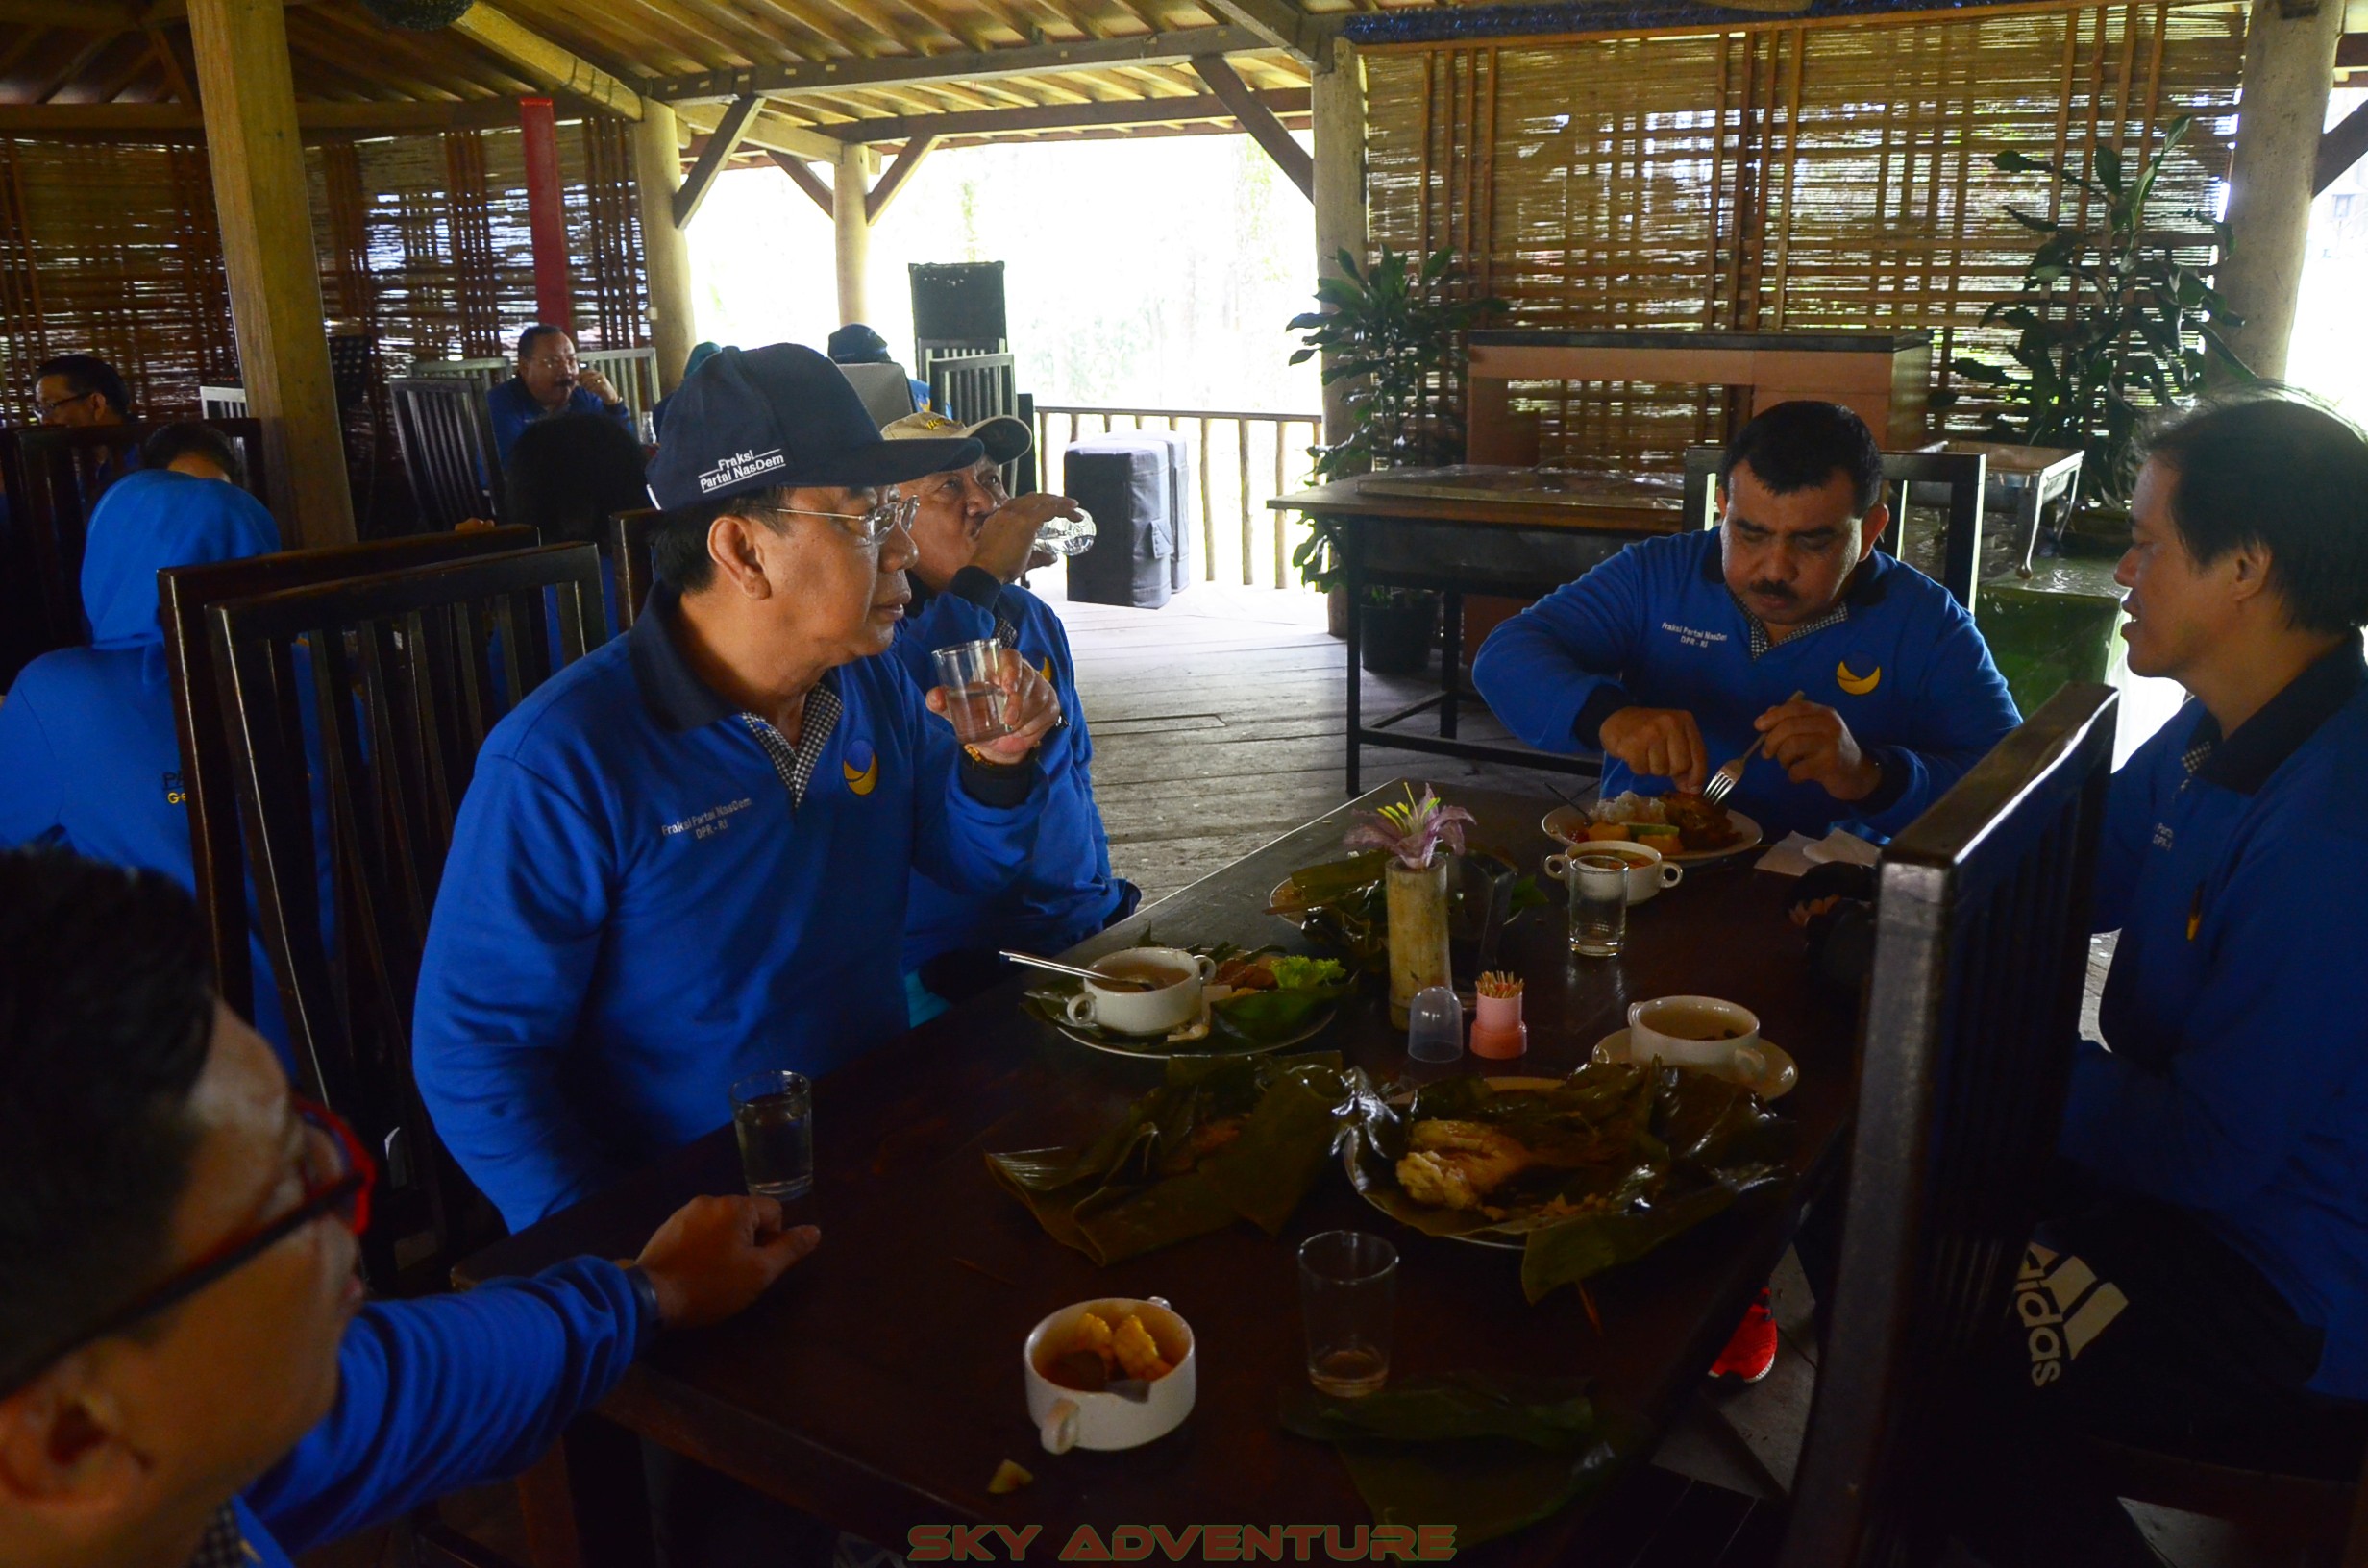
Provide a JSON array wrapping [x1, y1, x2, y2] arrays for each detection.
[[447, 3, 647, 120], [1189, 53, 1308, 197], [0, 98, 538, 134], [1197, 0, 1334, 59], [0, 0, 319, 27], [2319, 98, 2368, 193], [826, 84, 1307, 141], [766, 147, 833, 218], [652, 24, 1269, 102], [674, 91, 760, 226], [864, 129, 931, 218]]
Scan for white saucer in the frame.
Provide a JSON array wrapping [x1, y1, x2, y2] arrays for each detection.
[[1591, 1028, 1797, 1101]]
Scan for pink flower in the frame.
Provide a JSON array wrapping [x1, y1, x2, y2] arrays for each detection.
[[1343, 783, 1476, 870]]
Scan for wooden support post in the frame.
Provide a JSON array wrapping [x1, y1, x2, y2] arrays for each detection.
[[519, 96, 571, 333], [865, 134, 934, 222], [1192, 54, 1314, 200], [2221, 0, 2343, 378], [1311, 35, 1366, 452], [186, 0, 354, 546], [834, 141, 873, 326], [768, 149, 833, 219], [632, 99, 698, 390]]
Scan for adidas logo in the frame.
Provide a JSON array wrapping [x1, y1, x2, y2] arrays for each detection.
[[2016, 1242, 2128, 1387]]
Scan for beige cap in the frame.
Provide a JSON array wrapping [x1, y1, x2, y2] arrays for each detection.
[[881, 408, 1032, 465]]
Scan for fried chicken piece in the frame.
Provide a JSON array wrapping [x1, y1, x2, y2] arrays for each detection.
[[1665, 795, 1738, 852], [1212, 955, 1278, 991], [1394, 1119, 1536, 1211], [1112, 1313, 1174, 1383]]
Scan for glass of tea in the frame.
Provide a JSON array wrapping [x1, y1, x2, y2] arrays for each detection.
[[1299, 1230, 1397, 1398]]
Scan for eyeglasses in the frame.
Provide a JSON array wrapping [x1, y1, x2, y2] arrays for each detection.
[[757, 493, 919, 547], [37, 389, 95, 414], [0, 1097, 374, 1395]]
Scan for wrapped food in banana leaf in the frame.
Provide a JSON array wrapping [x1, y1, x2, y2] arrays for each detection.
[[988, 1053, 1351, 1264]]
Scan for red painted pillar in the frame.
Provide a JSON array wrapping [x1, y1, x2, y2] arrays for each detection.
[[519, 96, 572, 332]]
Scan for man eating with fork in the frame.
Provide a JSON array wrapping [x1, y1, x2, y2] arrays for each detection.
[[1472, 400, 2022, 844]]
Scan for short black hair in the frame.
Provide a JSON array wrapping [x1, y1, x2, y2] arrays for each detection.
[[0, 850, 215, 1392], [2142, 390, 2368, 635], [505, 412, 649, 550], [36, 353, 131, 417], [648, 485, 793, 594], [516, 324, 570, 361], [141, 421, 247, 487], [1720, 401, 1885, 517]]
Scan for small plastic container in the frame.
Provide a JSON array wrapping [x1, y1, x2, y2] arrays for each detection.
[[1468, 979, 1528, 1061], [1405, 986, 1465, 1064]]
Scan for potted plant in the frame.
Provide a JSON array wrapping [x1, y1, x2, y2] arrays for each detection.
[[1344, 784, 1475, 1027], [1357, 586, 1438, 675], [1950, 114, 2251, 546], [1288, 247, 1505, 640]]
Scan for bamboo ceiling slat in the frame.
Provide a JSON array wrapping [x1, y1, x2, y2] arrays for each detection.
[[1366, 0, 2243, 474]]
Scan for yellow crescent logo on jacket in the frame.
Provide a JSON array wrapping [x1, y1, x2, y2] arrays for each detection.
[[1836, 660, 1882, 696], [841, 737, 878, 796], [1039, 657, 1054, 683]]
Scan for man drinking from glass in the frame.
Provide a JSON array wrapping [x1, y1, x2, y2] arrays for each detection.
[[487, 324, 633, 461]]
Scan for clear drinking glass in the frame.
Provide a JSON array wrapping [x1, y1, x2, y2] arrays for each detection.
[[1567, 851, 1631, 958], [1032, 506, 1098, 558], [1299, 1230, 1397, 1397], [730, 1069, 814, 1201], [930, 638, 1013, 745]]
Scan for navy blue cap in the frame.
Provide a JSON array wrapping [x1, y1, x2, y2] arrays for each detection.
[[647, 343, 978, 509]]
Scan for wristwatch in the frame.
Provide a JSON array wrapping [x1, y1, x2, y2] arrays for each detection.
[[616, 1261, 664, 1347], [963, 742, 1023, 768]]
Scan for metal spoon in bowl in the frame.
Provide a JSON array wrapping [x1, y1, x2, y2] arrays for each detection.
[[998, 950, 1158, 991]]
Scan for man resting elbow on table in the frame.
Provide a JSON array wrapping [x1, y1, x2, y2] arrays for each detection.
[[409, 346, 1058, 1232], [0, 849, 817, 1568], [876, 410, 1139, 1021], [1471, 401, 2020, 843]]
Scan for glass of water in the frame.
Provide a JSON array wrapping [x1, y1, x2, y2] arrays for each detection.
[[929, 638, 1014, 745], [1300, 1230, 1397, 1398], [730, 1069, 814, 1202], [1566, 851, 1631, 958], [1032, 506, 1098, 558]]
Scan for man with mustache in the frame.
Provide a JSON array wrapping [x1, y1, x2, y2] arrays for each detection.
[[1474, 400, 2020, 844]]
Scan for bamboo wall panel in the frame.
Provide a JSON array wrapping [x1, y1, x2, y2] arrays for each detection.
[[1365, 2, 2245, 474], [0, 120, 647, 421]]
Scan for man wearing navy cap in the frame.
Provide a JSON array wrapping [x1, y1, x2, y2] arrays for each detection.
[[411, 344, 1060, 1230]]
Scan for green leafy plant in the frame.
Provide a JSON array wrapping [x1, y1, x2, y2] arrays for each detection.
[[1288, 247, 1506, 589], [1951, 115, 2250, 512]]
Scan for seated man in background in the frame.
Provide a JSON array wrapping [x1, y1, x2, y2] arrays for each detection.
[[0, 469, 307, 1063], [486, 325, 633, 461], [0, 848, 814, 1568], [880, 410, 1137, 1019], [826, 322, 930, 413], [504, 409, 651, 634], [1472, 400, 2019, 843], [142, 421, 247, 486], [1951, 393, 2368, 1567], [412, 345, 1059, 1230], [35, 352, 131, 428]]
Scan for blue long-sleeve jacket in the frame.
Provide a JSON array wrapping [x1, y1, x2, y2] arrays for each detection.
[[487, 378, 633, 462], [0, 470, 316, 1062], [2063, 646, 2368, 1398], [412, 584, 1047, 1229], [1470, 528, 2020, 841], [235, 1257, 651, 1567], [888, 567, 1122, 965]]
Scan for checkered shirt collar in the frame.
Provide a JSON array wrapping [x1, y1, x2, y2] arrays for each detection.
[[186, 1505, 259, 1568], [1732, 592, 1849, 659], [740, 681, 843, 810]]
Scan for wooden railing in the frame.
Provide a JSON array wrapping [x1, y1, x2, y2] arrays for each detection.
[[1033, 404, 1323, 590]]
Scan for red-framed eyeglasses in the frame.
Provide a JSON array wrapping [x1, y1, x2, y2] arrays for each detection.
[[1, 1096, 375, 1395]]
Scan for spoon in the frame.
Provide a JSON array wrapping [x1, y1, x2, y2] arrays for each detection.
[[999, 951, 1157, 991]]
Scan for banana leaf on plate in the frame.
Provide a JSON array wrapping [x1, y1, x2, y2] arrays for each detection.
[[1344, 1063, 1794, 1303], [988, 1053, 1351, 1264], [1279, 1376, 1632, 1546]]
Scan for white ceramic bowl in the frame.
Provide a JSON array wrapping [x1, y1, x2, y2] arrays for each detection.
[[1626, 994, 1766, 1077], [1023, 1297, 1197, 1454], [1545, 839, 1685, 904], [1063, 947, 1215, 1035]]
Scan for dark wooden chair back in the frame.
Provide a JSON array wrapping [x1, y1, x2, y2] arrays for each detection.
[[160, 527, 539, 1025], [1680, 445, 1989, 610], [0, 419, 272, 666], [1779, 680, 2120, 1568], [608, 507, 662, 628], [209, 544, 605, 1291], [387, 377, 503, 531]]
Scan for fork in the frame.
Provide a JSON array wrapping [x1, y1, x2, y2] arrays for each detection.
[[1702, 689, 1806, 805]]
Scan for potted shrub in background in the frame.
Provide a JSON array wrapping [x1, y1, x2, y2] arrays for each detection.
[[1344, 784, 1475, 1028], [1288, 247, 1505, 645]]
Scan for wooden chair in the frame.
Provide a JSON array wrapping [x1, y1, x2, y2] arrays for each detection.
[[1680, 446, 1989, 610], [608, 506, 662, 628], [405, 355, 509, 390], [1778, 681, 2119, 1568], [159, 527, 539, 1030], [388, 377, 503, 530], [0, 419, 273, 666], [208, 544, 605, 1293]]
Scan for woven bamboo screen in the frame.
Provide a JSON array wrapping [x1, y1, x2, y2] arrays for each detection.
[[1364, 1, 2247, 473], [0, 119, 647, 421]]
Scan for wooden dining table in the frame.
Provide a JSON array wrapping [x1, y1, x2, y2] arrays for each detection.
[[458, 781, 1862, 1567]]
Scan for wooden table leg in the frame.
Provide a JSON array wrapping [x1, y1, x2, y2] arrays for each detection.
[[1343, 527, 1363, 796], [1439, 588, 1463, 739], [516, 1415, 655, 1568]]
